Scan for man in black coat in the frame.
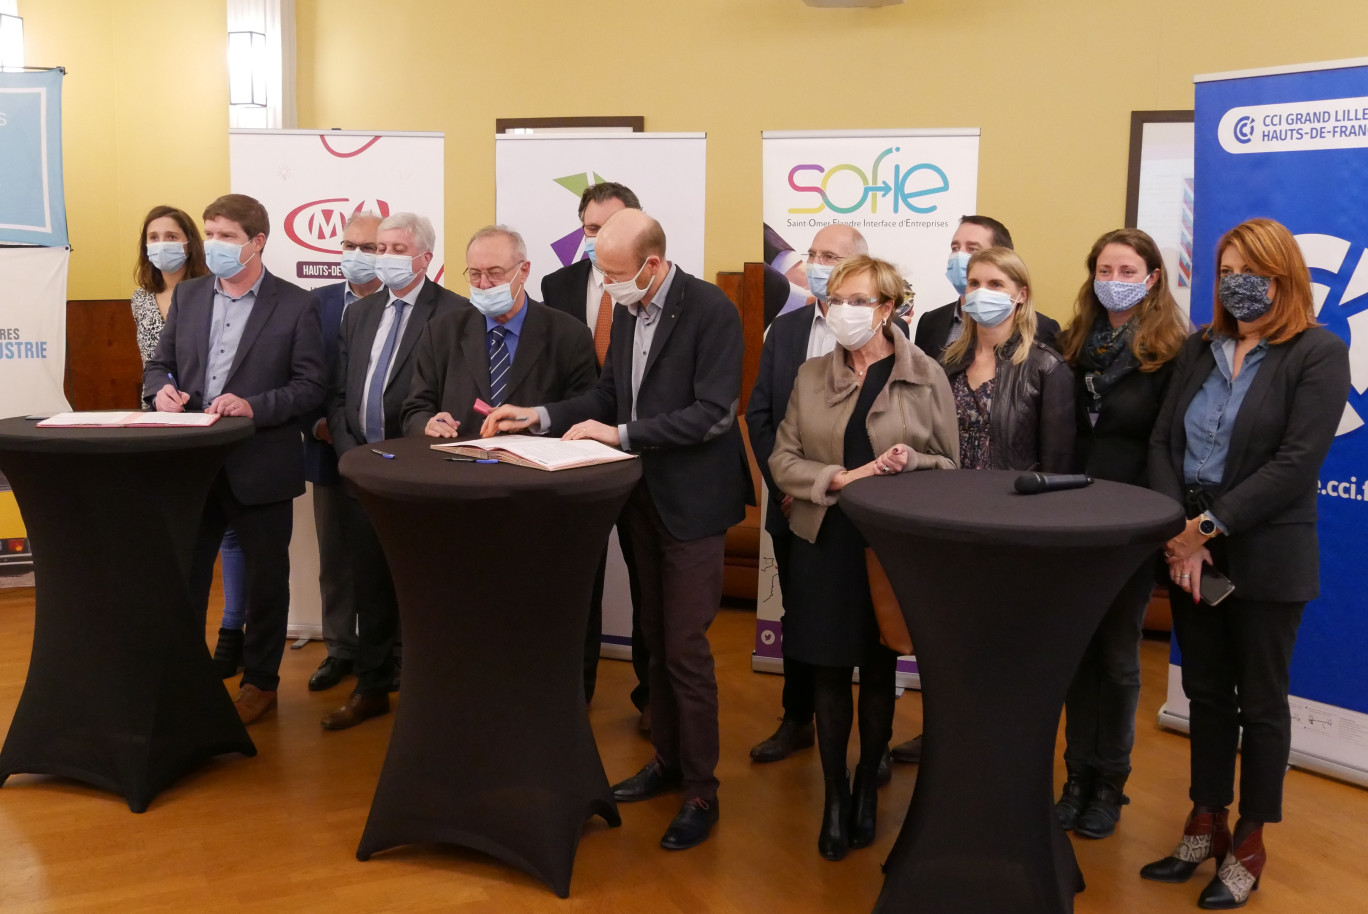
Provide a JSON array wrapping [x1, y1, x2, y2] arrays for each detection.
[[745, 223, 867, 764], [913, 214, 1060, 363], [539, 181, 653, 719], [321, 212, 465, 730], [484, 209, 752, 851], [144, 193, 326, 725]]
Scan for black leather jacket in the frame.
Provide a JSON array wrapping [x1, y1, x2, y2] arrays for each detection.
[[944, 335, 1076, 472]]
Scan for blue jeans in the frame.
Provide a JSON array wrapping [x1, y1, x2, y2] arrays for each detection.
[[1062, 560, 1155, 778], [217, 527, 247, 631]]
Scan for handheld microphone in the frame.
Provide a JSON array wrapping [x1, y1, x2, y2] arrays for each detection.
[[1014, 472, 1094, 495]]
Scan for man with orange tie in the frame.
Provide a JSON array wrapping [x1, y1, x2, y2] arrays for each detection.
[[540, 182, 650, 717]]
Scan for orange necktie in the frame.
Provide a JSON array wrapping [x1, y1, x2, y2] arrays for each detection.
[[593, 289, 613, 366]]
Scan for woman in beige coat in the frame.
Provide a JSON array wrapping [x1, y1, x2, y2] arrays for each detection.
[[770, 255, 958, 861]]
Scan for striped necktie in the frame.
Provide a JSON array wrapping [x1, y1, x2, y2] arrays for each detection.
[[364, 301, 407, 444], [488, 325, 510, 406]]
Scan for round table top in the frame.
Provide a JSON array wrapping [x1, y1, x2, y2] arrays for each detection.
[[840, 469, 1184, 548], [340, 435, 644, 503], [0, 415, 254, 454]]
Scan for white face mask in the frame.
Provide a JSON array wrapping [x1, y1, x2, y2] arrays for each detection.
[[826, 303, 883, 351], [604, 260, 653, 307]]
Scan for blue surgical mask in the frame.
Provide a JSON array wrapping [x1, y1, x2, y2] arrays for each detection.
[[945, 251, 971, 296], [962, 288, 1017, 328], [204, 238, 255, 280], [375, 252, 421, 290], [1093, 277, 1151, 313], [470, 281, 518, 318], [1218, 273, 1274, 322], [806, 262, 833, 301], [583, 235, 597, 266], [339, 249, 377, 285], [146, 241, 188, 274]]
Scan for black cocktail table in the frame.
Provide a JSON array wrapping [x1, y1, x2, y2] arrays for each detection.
[[0, 415, 257, 812], [841, 469, 1183, 914], [341, 436, 641, 897]]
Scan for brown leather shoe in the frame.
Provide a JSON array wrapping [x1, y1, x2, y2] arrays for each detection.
[[233, 684, 278, 725], [321, 691, 390, 731]]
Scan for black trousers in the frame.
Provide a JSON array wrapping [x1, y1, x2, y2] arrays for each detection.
[[770, 526, 815, 723], [313, 480, 358, 661], [189, 473, 294, 692], [623, 483, 724, 803], [341, 492, 400, 696], [1170, 587, 1305, 822], [585, 519, 651, 710]]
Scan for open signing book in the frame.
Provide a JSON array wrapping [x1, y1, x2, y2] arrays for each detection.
[[36, 411, 221, 428], [431, 434, 636, 471]]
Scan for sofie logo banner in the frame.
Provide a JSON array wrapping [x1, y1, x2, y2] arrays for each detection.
[[763, 130, 979, 309], [229, 130, 445, 290]]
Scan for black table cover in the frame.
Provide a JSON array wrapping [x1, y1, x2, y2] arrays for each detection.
[[341, 436, 642, 898], [0, 416, 257, 813], [840, 470, 1184, 914]]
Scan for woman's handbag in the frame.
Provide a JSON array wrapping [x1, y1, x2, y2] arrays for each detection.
[[866, 548, 913, 655]]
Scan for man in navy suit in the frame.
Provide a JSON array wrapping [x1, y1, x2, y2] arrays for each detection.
[[745, 223, 866, 764], [305, 211, 383, 693], [485, 209, 752, 851], [144, 193, 326, 724], [539, 182, 651, 719]]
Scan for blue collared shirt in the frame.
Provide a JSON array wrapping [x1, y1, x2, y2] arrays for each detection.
[[204, 270, 266, 402], [1183, 335, 1269, 488], [486, 296, 531, 365]]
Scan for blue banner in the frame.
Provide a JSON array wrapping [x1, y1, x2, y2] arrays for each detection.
[[0, 68, 68, 247], [1193, 62, 1368, 722]]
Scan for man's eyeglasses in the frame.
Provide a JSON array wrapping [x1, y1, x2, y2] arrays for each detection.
[[464, 261, 524, 285], [806, 251, 843, 266]]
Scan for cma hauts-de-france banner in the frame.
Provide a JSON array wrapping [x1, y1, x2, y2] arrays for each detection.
[[0, 68, 71, 418], [229, 129, 444, 639], [1160, 58, 1368, 786], [756, 129, 980, 683]]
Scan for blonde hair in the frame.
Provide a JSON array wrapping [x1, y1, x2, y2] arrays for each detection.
[[827, 254, 909, 308], [942, 246, 1037, 367]]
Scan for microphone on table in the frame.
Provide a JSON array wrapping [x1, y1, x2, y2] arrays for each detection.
[[1014, 472, 1094, 495]]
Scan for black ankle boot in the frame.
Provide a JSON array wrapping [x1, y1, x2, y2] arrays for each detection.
[[1074, 770, 1129, 839], [1140, 806, 1231, 883], [818, 773, 851, 861], [1055, 764, 1095, 831], [848, 763, 878, 849], [212, 627, 244, 679]]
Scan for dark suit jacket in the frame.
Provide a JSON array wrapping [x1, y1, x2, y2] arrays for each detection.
[[402, 297, 597, 440], [540, 259, 596, 327], [544, 267, 753, 542], [304, 281, 348, 485], [746, 305, 910, 537], [329, 278, 465, 455], [143, 269, 325, 505], [915, 299, 1062, 363], [1149, 328, 1349, 602]]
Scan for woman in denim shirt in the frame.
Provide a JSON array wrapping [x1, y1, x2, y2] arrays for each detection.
[[1144, 218, 1349, 910]]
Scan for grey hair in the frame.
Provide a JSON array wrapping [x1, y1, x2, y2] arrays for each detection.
[[466, 224, 528, 261], [343, 210, 382, 230], [377, 212, 436, 254]]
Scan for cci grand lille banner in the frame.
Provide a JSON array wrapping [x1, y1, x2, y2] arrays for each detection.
[[756, 129, 980, 685], [1161, 58, 1368, 787]]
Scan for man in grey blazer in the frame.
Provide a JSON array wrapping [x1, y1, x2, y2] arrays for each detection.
[[320, 212, 465, 730], [484, 209, 752, 851], [144, 193, 326, 725]]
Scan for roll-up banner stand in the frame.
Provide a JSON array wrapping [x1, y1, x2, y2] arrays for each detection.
[[758, 129, 980, 687], [496, 131, 707, 658], [1162, 58, 1368, 788], [230, 128, 445, 638]]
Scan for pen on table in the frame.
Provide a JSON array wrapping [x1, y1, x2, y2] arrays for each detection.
[[444, 456, 498, 464], [371, 448, 395, 459]]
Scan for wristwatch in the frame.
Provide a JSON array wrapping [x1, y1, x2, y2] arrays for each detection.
[[1197, 513, 1219, 538]]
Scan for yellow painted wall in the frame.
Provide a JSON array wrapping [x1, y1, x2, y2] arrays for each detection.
[[21, 0, 228, 301], [30, 0, 1368, 319]]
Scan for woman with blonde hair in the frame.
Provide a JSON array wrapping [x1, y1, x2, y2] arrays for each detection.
[[1053, 228, 1187, 839], [771, 255, 958, 861], [940, 247, 1074, 471], [1143, 218, 1349, 909]]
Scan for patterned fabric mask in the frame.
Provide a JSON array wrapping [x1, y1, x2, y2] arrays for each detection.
[[1218, 273, 1274, 321]]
